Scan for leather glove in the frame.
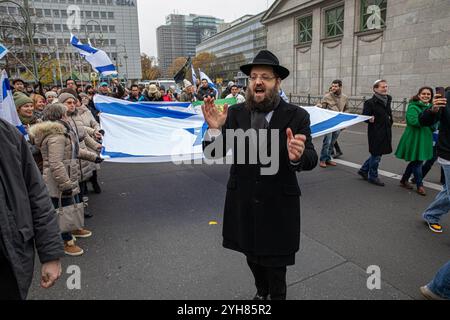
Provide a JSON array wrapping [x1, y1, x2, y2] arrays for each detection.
[[95, 157, 104, 164]]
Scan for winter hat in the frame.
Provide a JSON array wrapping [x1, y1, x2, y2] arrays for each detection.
[[45, 91, 58, 99], [79, 92, 88, 99], [148, 84, 158, 94], [58, 92, 77, 104], [183, 79, 193, 88], [13, 92, 33, 110]]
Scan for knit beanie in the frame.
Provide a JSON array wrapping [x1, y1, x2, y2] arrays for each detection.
[[13, 92, 33, 110]]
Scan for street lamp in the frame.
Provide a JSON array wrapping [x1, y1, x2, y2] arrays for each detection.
[[85, 20, 104, 48], [116, 44, 128, 82], [0, 0, 39, 81]]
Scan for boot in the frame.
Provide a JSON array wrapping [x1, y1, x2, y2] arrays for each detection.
[[90, 171, 102, 194]]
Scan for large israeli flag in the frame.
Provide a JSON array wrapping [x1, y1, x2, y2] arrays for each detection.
[[0, 70, 27, 136], [95, 95, 207, 163], [95, 96, 370, 163], [70, 34, 117, 76]]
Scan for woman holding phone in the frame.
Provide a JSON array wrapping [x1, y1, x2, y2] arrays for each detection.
[[396, 87, 437, 196]]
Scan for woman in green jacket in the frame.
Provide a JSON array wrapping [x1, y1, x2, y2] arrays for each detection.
[[396, 87, 435, 196]]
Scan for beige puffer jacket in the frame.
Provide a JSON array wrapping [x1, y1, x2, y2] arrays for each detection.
[[77, 105, 102, 170], [78, 105, 100, 136], [29, 121, 81, 198], [67, 110, 102, 182]]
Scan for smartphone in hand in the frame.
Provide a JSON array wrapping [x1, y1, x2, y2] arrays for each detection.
[[436, 87, 445, 98]]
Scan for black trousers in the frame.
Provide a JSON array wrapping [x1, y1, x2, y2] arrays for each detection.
[[0, 249, 21, 300], [247, 258, 287, 300]]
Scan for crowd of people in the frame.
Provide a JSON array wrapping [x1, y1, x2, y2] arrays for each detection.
[[2, 58, 450, 300], [7, 76, 249, 259], [315, 79, 450, 300]]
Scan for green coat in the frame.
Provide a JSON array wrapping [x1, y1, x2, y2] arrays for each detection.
[[395, 100, 434, 162]]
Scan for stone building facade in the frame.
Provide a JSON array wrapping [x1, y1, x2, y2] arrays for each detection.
[[261, 0, 450, 100]]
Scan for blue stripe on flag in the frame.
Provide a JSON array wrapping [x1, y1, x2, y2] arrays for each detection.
[[95, 101, 197, 119], [0, 44, 7, 59], [96, 64, 117, 73], [142, 101, 192, 108], [102, 150, 144, 158], [71, 36, 97, 54], [16, 125, 28, 136], [2, 75, 10, 98], [310, 114, 358, 135]]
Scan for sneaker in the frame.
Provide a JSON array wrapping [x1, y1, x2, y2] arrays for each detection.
[[333, 151, 343, 159], [420, 286, 445, 300], [368, 178, 385, 186], [72, 229, 93, 238], [319, 161, 327, 168], [417, 186, 426, 196], [400, 180, 414, 190], [326, 161, 337, 167], [64, 240, 84, 256], [358, 170, 368, 180], [426, 221, 443, 233]]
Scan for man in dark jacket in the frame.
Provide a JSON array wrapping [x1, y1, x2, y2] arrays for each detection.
[[202, 50, 318, 300], [418, 89, 449, 233], [98, 79, 125, 99], [0, 119, 64, 300], [358, 80, 393, 186], [196, 79, 216, 101]]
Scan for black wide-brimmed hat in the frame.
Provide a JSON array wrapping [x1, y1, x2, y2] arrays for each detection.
[[240, 50, 290, 80]]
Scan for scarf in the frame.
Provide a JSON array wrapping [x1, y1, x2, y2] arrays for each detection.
[[374, 93, 388, 106]]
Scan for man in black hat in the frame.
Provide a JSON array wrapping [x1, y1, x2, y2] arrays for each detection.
[[202, 50, 318, 300]]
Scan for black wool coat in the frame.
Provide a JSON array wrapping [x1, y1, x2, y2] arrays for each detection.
[[204, 99, 318, 257], [362, 95, 394, 156]]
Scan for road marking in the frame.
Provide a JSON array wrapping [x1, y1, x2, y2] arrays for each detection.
[[333, 159, 443, 192]]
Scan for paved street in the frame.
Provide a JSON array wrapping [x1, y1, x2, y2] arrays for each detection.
[[28, 123, 450, 300]]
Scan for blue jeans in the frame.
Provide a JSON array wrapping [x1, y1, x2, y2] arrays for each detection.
[[51, 195, 80, 242], [360, 155, 382, 180], [422, 146, 438, 179], [402, 161, 423, 188], [428, 260, 450, 299], [422, 164, 450, 224], [320, 131, 340, 162]]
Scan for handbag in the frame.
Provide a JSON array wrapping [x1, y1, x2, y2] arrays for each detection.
[[56, 195, 84, 233]]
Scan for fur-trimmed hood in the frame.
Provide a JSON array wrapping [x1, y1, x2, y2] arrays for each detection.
[[29, 121, 66, 148]]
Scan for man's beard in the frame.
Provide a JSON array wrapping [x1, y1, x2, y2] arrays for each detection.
[[245, 86, 281, 113]]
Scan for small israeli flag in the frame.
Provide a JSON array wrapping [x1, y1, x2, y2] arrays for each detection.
[[70, 34, 117, 76], [0, 43, 8, 60], [0, 70, 27, 136]]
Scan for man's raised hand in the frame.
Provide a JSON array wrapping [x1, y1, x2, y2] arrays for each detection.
[[286, 128, 306, 162], [201, 97, 228, 130]]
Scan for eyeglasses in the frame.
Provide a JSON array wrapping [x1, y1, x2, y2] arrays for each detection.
[[248, 75, 277, 82]]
